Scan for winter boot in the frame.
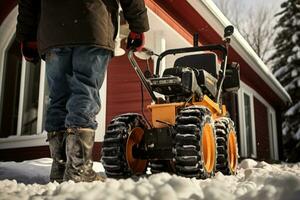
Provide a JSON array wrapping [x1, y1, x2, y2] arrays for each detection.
[[47, 130, 67, 183], [63, 128, 105, 182]]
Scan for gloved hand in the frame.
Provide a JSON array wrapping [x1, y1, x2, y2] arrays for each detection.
[[126, 31, 145, 52], [21, 41, 40, 64]]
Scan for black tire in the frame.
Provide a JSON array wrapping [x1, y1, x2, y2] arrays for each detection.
[[149, 160, 175, 174], [215, 117, 238, 175], [101, 113, 148, 178], [174, 106, 216, 179]]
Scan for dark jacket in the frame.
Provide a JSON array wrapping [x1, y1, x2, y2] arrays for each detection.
[[16, 0, 149, 54]]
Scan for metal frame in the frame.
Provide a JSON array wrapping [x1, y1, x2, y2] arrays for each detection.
[[155, 45, 227, 75]]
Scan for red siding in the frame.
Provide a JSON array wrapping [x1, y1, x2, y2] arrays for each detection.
[[254, 98, 270, 160]]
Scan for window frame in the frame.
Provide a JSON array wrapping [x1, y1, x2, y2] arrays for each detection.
[[238, 81, 279, 159], [268, 107, 278, 160], [238, 85, 257, 158], [0, 6, 48, 149], [16, 57, 47, 136]]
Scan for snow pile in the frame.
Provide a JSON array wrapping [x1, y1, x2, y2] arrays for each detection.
[[1, 158, 300, 200]]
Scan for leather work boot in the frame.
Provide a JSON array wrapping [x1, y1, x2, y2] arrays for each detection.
[[47, 130, 67, 183], [63, 128, 105, 182]]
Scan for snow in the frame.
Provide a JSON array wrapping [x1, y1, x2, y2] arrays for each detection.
[[292, 32, 299, 44], [295, 129, 300, 140], [274, 65, 289, 77], [1, 159, 300, 200], [285, 101, 300, 117]]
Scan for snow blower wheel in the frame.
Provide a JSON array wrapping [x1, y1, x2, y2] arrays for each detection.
[[215, 118, 238, 175], [126, 127, 148, 174], [201, 122, 217, 176], [101, 114, 148, 178], [174, 106, 216, 178]]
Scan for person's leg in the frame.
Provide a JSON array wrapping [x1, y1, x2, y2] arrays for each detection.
[[45, 47, 73, 183], [65, 47, 110, 128], [63, 46, 111, 182], [45, 47, 73, 132]]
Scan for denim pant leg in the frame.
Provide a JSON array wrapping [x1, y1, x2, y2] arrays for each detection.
[[45, 48, 73, 132], [65, 46, 111, 129]]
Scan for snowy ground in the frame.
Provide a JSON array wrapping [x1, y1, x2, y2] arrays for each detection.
[[0, 158, 300, 200]]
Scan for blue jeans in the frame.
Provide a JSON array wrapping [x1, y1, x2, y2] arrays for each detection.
[[45, 46, 111, 132]]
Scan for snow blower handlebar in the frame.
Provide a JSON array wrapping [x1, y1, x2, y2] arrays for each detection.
[[216, 25, 234, 105], [127, 26, 234, 105], [128, 49, 158, 103], [155, 45, 227, 75], [155, 25, 234, 106]]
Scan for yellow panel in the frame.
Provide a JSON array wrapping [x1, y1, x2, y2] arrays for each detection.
[[148, 102, 184, 128], [193, 95, 221, 115], [147, 95, 228, 127]]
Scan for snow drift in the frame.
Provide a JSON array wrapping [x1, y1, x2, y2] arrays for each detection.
[[0, 158, 300, 200]]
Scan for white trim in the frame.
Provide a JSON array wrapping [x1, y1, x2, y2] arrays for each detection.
[[37, 61, 46, 133], [187, 0, 291, 104], [249, 91, 257, 158], [268, 108, 279, 160], [237, 88, 246, 156], [17, 57, 27, 135], [239, 87, 257, 158], [0, 131, 48, 149]]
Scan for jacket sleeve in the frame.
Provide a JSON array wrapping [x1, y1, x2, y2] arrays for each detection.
[[16, 0, 40, 42], [119, 0, 150, 33]]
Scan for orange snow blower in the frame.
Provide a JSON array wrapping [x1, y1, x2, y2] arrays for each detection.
[[102, 26, 240, 179]]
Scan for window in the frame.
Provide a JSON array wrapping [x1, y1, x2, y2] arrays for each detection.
[[268, 109, 278, 160], [0, 36, 48, 138], [243, 93, 256, 157], [238, 86, 256, 158], [19, 59, 41, 135], [238, 82, 280, 160], [0, 37, 22, 137]]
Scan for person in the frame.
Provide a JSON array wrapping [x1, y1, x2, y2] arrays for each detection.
[[16, 0, 149, 183]]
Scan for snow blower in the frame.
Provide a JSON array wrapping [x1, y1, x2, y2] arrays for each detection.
[[102, 26, 240, 179]]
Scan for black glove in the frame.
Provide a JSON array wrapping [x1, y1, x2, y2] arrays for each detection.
[[126, 31, 145, 51], [21, 41, 40, 64]]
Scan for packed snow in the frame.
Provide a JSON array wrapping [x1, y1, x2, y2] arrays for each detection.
[[0, 158, 300, 200]]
